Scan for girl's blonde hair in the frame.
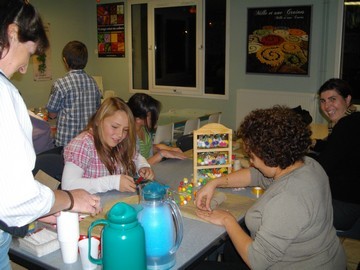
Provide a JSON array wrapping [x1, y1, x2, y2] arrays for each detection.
[[85, 97, 136, 175]]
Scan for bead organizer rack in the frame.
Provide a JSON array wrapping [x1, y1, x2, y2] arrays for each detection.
[[193, 123, 233, 187]]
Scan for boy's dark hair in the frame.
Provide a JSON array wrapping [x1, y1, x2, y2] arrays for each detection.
[[62, 40, 88, 69]]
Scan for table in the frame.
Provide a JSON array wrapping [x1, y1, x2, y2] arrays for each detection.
[[310, 123, 328, 139], [158, 108, 221, 127], [10, 158, 256, 270]]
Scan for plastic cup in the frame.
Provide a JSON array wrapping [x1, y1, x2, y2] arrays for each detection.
[[56, 211, 79, 242], [59, 240, 78, 264], [78, 237, 100, 270], [57, 211, 80, 264]]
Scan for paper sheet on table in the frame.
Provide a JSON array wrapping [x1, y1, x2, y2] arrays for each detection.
[[179, 192, 256, 223], [80, 193, 256, 237]]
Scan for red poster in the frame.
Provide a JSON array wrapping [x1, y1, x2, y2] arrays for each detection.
[[97, 2, 125, 57]]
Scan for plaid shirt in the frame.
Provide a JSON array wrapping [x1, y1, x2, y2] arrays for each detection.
[[64, 132, 150, 178], [46, 70, 101, 146]]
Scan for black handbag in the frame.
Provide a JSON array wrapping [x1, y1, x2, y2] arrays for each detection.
[[176, 134, 193, 152]]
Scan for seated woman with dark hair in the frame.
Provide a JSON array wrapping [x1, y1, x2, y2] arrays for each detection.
[[194, 106, 345, 269], [311, 78, 360, 239]]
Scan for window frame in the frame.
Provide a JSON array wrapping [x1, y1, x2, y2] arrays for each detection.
[[127, 0, 229, 99]]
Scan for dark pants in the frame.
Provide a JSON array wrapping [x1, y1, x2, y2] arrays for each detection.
[[333, 199, 360, 239], [190, 240, 250, 270], [191, 221, 251, 270]]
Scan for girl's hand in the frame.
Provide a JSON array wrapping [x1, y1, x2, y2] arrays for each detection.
[[38, 213, 60, 224], [161, 150, 187, 160], [138, 167, 155, 180], [170, 147, 183, 153], [119, 174, 137, 192]]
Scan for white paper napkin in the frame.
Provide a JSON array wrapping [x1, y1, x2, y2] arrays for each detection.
[[18, 228, 60, 257]]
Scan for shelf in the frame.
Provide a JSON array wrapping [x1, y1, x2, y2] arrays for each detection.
[[193, 123, 233, 186]]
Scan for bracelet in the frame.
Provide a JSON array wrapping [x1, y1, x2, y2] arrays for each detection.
[[159, 151, 166, 161], [63, 190, 74, 211]]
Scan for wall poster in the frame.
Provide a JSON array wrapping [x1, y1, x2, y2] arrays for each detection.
[[246, 6, 311, 75], [97, 2, 125, 57]]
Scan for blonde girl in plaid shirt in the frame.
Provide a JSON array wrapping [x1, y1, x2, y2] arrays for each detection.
[[62, 97, 154, 194]]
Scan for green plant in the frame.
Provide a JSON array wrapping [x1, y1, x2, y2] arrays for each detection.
[[37, 53, 47, 74]]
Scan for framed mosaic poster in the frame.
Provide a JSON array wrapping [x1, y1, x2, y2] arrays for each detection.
[[97, 2, 125, 57], [246, 6, 311, 75]]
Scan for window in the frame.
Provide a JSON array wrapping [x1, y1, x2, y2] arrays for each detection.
[[128, 0, 227, 98], [341, 1, 360, 102]]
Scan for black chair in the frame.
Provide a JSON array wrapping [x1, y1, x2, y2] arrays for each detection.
[[32, 147, 64, 183], [336, 217, 360, 240]]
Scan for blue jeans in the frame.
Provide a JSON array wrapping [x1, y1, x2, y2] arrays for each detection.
[[0, 230, 11, 270]]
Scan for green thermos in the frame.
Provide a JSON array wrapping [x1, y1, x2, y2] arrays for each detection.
[[88, 202, 146, 270]]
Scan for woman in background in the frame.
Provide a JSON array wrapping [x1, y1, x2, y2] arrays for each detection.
[[311, 78, 360, 239], [127, 93, 187, 165], [29, 110, 55, 154], [62, 97, 154, 194], [195, 106, 345, 269]]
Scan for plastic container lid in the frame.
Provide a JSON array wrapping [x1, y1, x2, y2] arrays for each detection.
[[142, 181, 168, 201], [107, 202, 139, 224]]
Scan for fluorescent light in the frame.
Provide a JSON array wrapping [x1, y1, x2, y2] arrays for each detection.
[[345, 2, 360, 5]]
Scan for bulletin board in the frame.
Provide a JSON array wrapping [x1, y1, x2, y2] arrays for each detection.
[[97, 2, 125, 58]]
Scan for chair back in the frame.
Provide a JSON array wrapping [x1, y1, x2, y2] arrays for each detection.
[[183, 118, 200, 135], [208, 113, 221, 124], [32, 147, 64, 182], [153, 123, 174, 144]]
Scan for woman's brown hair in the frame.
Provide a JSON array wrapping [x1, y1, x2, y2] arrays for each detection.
[[238, 106, 312, 169], [0, 0, 49, 56]]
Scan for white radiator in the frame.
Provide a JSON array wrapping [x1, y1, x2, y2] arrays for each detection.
[[236, 89, 319, 127]]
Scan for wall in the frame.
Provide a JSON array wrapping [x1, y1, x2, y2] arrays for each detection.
[[12, 0, 98, 108], [12, 0, 342, 130]]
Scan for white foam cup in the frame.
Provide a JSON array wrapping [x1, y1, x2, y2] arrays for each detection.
[[78, 237, 100, 270], [59, 240, 78, 264], [57, 211, 80, 264], [56, 211, 79, 242]]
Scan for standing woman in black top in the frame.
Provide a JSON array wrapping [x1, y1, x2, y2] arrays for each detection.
[[312, 78, 360, 239]]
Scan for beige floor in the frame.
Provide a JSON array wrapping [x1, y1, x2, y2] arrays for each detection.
[[340, 237, 360, 270], [10, 261, 27, 270]]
